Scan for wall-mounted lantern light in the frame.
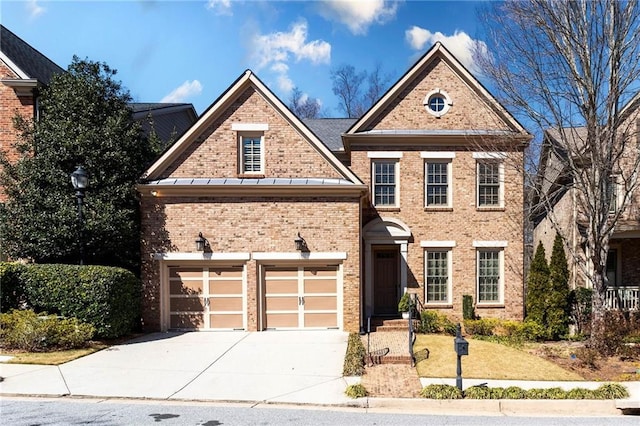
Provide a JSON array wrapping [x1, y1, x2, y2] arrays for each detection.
[[294, 232, 308, 252], [195, 232, 210, 252]]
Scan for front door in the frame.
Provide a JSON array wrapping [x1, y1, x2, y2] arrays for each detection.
[[373, 246, 400, 315]]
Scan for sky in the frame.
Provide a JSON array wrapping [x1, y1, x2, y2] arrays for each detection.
[[2, 0, 487, 116]]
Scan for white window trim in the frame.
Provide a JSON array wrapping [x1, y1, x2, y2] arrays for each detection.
[[473, 152, 507, 159], [239, 132, 265, 174], [421, 240, 456, 248], [424, 248, 453, 305], [420, 152, 456, 159], [473, 240, 508, 248], [476, 248, 505, 305], [232, 123, 269, 131], [425, 159, 453, 208], [367, 151, 403, 159], [371, 159, 400, 208], [476, 160, 505, 208]]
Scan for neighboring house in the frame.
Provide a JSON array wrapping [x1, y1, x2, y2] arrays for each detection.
[[0, 25, 197, 258], [138, 42, 531, 333], [533, 115, 640, 311]]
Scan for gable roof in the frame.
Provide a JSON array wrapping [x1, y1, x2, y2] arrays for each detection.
[[0, 25, 64, 84], [131, 103, 198, 144], [302, 118, 355, 151], [346, 41, 529, 139], [142, 70, 363, 184]]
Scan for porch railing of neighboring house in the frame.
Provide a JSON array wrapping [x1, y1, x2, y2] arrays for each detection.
[[604, 286, 639, 311]]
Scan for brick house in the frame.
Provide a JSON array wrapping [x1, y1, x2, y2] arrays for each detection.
[[533, 97, 640, 311], [138, 42, 531, 332]]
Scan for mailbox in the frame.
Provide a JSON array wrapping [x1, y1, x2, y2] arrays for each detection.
[[454, 324, 469, 356], [454, 335, 469, 356]]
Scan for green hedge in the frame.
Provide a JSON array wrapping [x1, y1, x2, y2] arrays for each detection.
[[0, 262, 140, 338], [421, 383, 629, 400], [0, 262, 27, 312]]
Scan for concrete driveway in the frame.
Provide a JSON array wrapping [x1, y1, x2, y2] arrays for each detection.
[[0, 331, 354, 405]]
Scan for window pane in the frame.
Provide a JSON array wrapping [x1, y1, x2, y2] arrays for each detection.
[[426, 162, 448, 206], [243, 137, 262, 172], [374, 161, 396, 206], [478, 250, 499, 302], [426, 251, 449, 302], [478, 162, 500, 206]]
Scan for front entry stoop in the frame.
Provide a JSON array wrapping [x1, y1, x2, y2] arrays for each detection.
[[361, 328, 414, 365]]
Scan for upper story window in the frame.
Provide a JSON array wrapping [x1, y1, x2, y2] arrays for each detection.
[[240, 134, 264, 174], [423, 89, 452, 118], [233, 123, 269, 176], [368, 152, 402, 208], [422, 152, 455, 208], [474, 152, 505, 208], [607, 176, 619, 213]]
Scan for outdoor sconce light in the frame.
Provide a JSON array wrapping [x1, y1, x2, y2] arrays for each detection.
[[195, 232, 210, 252], [294, 232, 308, 252], [454, 323, 469, 391]]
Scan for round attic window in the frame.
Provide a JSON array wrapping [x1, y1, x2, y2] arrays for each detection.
[[424, 89, 452, 117]]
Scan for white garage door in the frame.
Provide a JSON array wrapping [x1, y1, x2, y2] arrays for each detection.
[[168, 266, 245, 330], [264, 266, 338, 329]]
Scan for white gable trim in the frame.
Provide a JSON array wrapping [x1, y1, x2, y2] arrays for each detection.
[[0, 52, 30, 79]]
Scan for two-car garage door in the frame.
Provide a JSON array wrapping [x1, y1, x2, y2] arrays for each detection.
[[166, 264, 340, 331], [263, 266, 339, 329]]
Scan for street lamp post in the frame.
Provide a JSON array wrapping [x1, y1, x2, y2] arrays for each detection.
[[70, 166, 89, 265]]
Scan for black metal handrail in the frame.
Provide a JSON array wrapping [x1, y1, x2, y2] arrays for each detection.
[[408, 293, 423, 367]]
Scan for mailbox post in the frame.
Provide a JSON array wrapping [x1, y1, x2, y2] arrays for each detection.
[[454, 323, 469, 391]]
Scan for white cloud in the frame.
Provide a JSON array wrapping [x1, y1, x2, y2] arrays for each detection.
[[405, 26, 488, 74], [26, 0, 45, 19], [206, 0, 232, 16], [161, 80, 203, 103], [318, 0, 398, 35], [251, 20, 331, 69], [277, 74, 295, 93]]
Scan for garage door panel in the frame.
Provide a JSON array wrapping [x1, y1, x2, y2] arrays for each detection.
[[170, 297, 205, 311], [304, 279, 336, 293], [210, 268, 243, 278], [304, 268, 336, 277], [170, 280, 203, 294], [266, 313, 298, 328], [210, 314, 243, 329], [265, 280, 298, 294], [170, 313, 204, 329], [209, 297, 243, 311], [209, 280, 243, 295], [304, 313, 337, 327], [304, 296, 336, 310], [170, 268, 203, 279], [266, 296, 299, 310]]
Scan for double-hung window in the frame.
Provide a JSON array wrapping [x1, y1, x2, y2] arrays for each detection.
[[474, 241, 506, 305], [369, 152, 401, 208], [422, 152, 454, 208], [422, 241, 455, 305], [474, 152, 505, 208], [607, 176, 619, 213]]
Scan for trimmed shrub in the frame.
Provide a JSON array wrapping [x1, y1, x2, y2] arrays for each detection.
[[503, 386, 527, 399], [418, 311, 457, 335], [547, 233, 570, 339], [0, 262, 27, 312], [345, 383, 368, 398], [464, 385, 493, 399], [526, 242, 550, 328], [569, 287, 593, 336], [565, 388, 593, 399], [343, 332, 366, 376], [462, 294, 475, 320], [0, 309, 94, 351], [420, 384, 463, 399], [20, 264, 140, 338], [594, 383, 629, 399], [463, 318, 498, 336]]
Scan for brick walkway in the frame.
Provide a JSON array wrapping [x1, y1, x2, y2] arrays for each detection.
[[359, 331, 423, 398]]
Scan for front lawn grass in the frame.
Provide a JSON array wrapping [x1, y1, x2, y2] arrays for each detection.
[[414, 334, 584, 381], [1, 343, 108, 365]]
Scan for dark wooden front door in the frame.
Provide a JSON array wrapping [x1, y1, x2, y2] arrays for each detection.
[[373, 246, 400, 315]]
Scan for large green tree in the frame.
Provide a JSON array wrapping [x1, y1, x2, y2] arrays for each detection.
[[0, 57, 154, 273]]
